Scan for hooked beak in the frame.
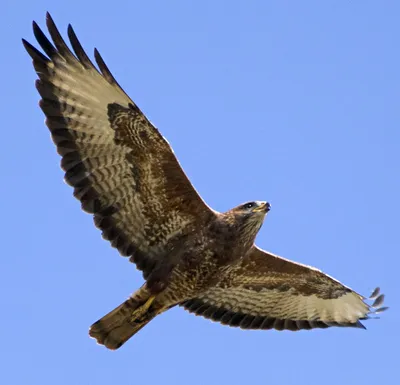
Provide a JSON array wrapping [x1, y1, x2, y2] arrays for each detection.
[[253, 202, 271, 213]]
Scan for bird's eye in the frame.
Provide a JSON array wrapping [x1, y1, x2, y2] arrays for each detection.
[[244, 202, 255, 210]]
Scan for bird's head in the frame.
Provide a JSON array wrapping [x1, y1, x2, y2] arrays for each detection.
[[228, 201, 271, 244], [234, 201, 271, 217]]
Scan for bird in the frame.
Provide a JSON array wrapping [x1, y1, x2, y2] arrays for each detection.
[[23, 13, 387, 350]]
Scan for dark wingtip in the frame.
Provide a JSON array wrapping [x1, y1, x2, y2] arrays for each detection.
[[32, 20, 44, 34], [32, 20, 40, 34], [67, 23, 75, 39], [21, 38, 33, 52], [94, 48, 101, 61], [67, 24, 77, 49], [67, 23, 97, 70], [372, 294, 385, 309], [94, 48, 114, 84], [369, 287, 380, 299], [22, 37, 50, 62], [355, 320, 367, 329], [46, 12, 55, 29], [93, 48, 102, 65], [32, 18, 58, 58], [364, 287, 388, 319]]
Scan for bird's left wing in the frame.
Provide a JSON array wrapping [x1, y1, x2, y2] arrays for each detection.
[[182, 246, 387, 331]]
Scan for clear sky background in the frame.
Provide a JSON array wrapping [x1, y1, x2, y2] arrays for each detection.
[[2, 1, 398, 384]]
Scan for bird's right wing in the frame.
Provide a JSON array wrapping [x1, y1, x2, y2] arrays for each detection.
[[23, 13, 215, 278], [182, 246, 387, 331]]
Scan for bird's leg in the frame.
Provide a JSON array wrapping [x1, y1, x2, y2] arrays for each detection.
[[129, 295, 156, 322]]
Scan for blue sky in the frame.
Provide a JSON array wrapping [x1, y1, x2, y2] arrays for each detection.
[[2, 1, 398, 384]]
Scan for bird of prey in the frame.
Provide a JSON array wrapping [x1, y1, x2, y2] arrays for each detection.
[[23, 13, 387, 350]]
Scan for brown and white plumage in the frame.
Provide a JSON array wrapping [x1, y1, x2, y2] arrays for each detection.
[[183, 247, 386, 331], [23, 13, 215, 281], [23, 13, 387, 350]]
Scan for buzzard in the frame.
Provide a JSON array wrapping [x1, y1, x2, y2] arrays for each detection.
[[23, 13, 387, 350]]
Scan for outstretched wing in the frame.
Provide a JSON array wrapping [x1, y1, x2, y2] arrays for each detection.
[[23, 13, 215, 278], [182, 246, 387, 330]]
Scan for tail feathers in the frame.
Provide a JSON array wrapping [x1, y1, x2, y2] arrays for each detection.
[[89, 297, 156, 350]]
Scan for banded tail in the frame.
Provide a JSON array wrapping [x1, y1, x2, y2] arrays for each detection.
[[89, 296, 158, 350]]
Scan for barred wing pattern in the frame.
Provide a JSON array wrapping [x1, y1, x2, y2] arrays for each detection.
[[23, 13, 214, 278], [183, 246, 387, 331]]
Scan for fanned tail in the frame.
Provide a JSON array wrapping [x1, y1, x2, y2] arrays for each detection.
[[89, 297, 157, 350]]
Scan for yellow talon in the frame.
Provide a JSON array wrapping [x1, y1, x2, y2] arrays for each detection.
[[130, 295, 156, 321], [143, 295, 155, 310]]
